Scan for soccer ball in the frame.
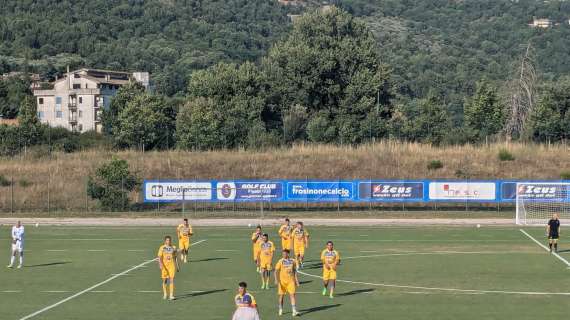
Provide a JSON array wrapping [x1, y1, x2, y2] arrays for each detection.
[[35, 223, 39, 227], [476, 224, 481, 229], [248, 223, 252, 227]]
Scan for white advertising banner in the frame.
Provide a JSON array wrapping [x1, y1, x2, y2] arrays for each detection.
[[429, 182, 496, 200], [145, 182, 212, 201]]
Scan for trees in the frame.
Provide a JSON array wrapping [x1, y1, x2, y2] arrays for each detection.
[[263, 6, 393, 144], [113, 93, 176, 150], [86, 158, 139, 211], [102, 82, 145, 136], [17, 96, 41, 147], [526, 78, 570, 142], [177, 62, 267, 150], [463, 80, 505, 141]]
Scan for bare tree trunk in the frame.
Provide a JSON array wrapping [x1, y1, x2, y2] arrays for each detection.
[[505, 43, 537, 140]]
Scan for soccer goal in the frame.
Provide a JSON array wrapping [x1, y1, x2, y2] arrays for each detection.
[[516, 182, 570, 225]]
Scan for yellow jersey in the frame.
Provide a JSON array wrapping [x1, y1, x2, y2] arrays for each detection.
[[251, 232, 263, 248], [293, 227, 309, 245], [177, 224, 193, 240], [259, 241, 275, 261], [234, 292, 257, 307], [321, 249, 340, 268], [278, 225, 293, 241], [275, 258, 298, 284], [157, 244, 177, 267]]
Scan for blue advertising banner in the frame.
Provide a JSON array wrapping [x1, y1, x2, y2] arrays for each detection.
[[358, 181, 424, 201], [286, 181, 355, 202], [215, 181, 284, 201], [142, 179, 570, 203]]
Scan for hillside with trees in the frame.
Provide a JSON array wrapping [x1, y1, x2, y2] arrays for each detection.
[[1, 0, 570, 156]]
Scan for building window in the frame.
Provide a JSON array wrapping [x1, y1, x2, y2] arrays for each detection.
[[79, 97, 82, 104], [37, 111, 44, 119], [56, 111, 63, 118], [74, 74, 80, 78], [56, 96, 62, 105], [73, 83, 81, 89], [78, 110, 83, 118], [85, 83, 88, 89], [38, 98, 44, 105]]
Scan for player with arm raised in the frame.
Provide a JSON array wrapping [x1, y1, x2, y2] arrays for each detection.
[[278, 218, 293, 251], [547, 213, 561, 253], [321, 241, 340, 298], [251, 225, 263, 272], [274, 249, 300, 317], [7, 221, 24, 269], [177, 218, 193, 263], [157, 236, 179, 300]]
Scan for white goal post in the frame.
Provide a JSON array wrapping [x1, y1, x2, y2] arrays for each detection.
[[516, 182, 570, 225]]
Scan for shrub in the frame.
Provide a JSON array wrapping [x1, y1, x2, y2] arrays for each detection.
[[0, 175, 11, 187], [498, 149, 515, 161], [18, 179, 32, 188], [87, 158, 139, 211], [427, 160, 443, 170], [561, 171, 570, 180]]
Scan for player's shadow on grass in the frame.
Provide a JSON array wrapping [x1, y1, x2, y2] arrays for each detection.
[[177, 289, 227, 300], [300, 303, 341, 315], [190, 257, 229, 263], [25, 261, 71, 268], [337, 288, 375, 296], [299, 280, 313, 285], [557, 249, 570, 253]]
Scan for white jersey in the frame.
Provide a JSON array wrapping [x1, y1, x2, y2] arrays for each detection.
[[11, 225, 24, 251]]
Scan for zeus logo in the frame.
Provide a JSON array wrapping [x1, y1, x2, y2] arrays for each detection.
[[373, 185, 412, 194], [520, 186, 557, 194], [151, 185, 164, 197]]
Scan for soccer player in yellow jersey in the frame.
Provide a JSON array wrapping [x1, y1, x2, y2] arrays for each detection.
[[321, 241, 341, 298], [278, 218, 293, 251], [177, 218, 193, 263], [251, 225, 263, 272], [292, 221, 309, 269], [157, 235, 179, 300], [257, 233, 275, 290], [274, 249, 300, 317]]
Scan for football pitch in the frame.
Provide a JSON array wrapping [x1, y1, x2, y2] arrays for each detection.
[[1, 225, 569, 320]]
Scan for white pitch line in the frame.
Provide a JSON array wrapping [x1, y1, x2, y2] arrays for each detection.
[[519, 229, 570, 268], [18, 239, 206, 320], [87, 250, 106, 252], [127, 249, 145, 252], [341, 251, 525, 261], [2, 290, 21, 293], [91, 291, 114, 293], [46, 249, 67, 252], [298, 271, 570, 296]]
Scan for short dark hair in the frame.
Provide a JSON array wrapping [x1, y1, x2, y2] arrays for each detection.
[[263, 233, 269, 238], [285, 218, 290, 222], [297, 221, 303, 226], [239, 281, 247, 288], [164, 235, 172, 240], [327, 241, 333, 245], [283, 249, 290, 254], [256, 225, 262, 229], [183, 218, 188, 222]]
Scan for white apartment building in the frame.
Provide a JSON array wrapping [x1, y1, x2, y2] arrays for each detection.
[[33, 68, 149, 133]]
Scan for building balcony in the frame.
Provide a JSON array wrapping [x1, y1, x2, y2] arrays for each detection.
[[69, 114, 78, 123]]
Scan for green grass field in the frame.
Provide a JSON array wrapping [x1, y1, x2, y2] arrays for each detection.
[[1, 225, 569, 320]]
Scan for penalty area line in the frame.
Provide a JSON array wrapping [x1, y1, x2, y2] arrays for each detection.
[[18, 239, 206, 320], [519, 229, 570, 268]]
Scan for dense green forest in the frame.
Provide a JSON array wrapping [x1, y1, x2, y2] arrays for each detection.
[[0, 0, 292, 95], [1, 0, 570, 155]]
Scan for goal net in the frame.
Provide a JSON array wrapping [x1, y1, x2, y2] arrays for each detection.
[[516, 182, 570, 225]]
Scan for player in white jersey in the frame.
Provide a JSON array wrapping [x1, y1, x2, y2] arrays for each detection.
[[7, 221, 24, 269]]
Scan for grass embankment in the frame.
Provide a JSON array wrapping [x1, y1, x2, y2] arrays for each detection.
[[0, 141, 568, 213]]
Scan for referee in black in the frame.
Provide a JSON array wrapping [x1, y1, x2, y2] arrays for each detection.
[[547, 213, 561, 253]]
